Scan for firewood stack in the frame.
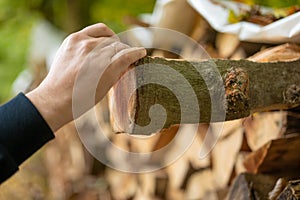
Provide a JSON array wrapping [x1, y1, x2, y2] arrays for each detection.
[[104, 14, 300, 200], [104, 0, 300, 199], [104, 43, 300, 200], [65, 2, 300, 199]]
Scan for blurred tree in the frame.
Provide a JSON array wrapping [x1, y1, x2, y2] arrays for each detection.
[[0, 0, 40, 102], [34, 0, 97, 33]]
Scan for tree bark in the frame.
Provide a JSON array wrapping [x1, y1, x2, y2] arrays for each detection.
[[108, 57, 300, 134], [277, 180, 300, 200], [226, 173, 278, 200]]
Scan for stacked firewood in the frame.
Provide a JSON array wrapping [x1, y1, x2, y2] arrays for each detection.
[[101, 42, 300, 200], [101, 0, 300, 199]]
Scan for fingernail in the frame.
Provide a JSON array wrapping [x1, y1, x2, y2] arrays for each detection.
[[133, 47, 145, 51]]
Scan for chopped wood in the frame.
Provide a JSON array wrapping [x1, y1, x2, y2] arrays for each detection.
[[216, 33, 240, 58], [211, 120, 244, 188], [276, 180, 300, 200], [151, 125, 179, 151], [286, 106, 300, 135], [136, 173, 156, 199], [154, 171, 169, 199], [165, 152, 189, 200], [152, 0, 198, 39], [109, 56, 300, 134], [248, 43, 300, 63], [243, 112, 286, 151], [243, 134, 300, 178], [235, 152, 250, 175], [268, 178, 288, 200], [44, 122, 92, 200], [226, 173, 278, 200], [105, 168, 137, 200], [185, 169, 216, 200], [230, 47, 246, 60]]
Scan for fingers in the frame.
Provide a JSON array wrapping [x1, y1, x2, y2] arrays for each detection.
[[79, 23, 147, 88], [89, 40, 129, 62], [95, 46, 146, 101], [78, 23, 146, 68], [110, 47, 147, 76], [91, 37, 121, 50], [110, 42, 130, 54], [80, 23, 115, 38], [112, 47, 146, 64]]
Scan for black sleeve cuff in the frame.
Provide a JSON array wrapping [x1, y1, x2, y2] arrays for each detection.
[[0, 144, 18, 183], [0, 93, 54, 166]]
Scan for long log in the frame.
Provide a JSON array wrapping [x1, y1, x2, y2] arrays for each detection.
[[108, 57, 300, 134]]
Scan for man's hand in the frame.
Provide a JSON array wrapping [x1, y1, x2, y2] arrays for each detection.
[[26, 23, 146, 132]]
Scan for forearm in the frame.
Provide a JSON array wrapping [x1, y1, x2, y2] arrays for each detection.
[[26, 87, 70, 132]]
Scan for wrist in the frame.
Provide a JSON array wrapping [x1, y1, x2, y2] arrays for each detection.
[[26, 87, 71, 132]]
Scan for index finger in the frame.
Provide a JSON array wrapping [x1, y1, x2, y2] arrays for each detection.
[[81, 23, 115, 38]]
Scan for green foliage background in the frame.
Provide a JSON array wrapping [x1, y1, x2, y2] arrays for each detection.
[[0, 0, 155, 102]]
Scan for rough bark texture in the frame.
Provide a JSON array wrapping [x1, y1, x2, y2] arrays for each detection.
[[109, 57, 300, 134], [277, 180, 300, 200]]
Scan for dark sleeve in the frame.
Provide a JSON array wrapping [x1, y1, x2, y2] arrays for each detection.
[[0, 93, 54, 183]]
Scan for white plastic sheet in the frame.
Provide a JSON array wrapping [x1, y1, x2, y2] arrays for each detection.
[[188, 0, 300, 43]]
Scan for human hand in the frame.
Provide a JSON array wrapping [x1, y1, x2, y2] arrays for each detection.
[[26, 23, 146, 132]]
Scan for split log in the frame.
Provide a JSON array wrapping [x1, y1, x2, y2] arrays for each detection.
[[215, 33, 240, 58], [105, 168, 137, 200], [276, 180, 300, 200], [286, 106, 300, 135], [248, 43, 300, 63], [226, 173, 278, 200], [243, 134, 300, 178], [109, 57, 300, 134], [185, 169, 216, 200], [211, 120, 244, 188], [268, 178, 288, 200], [243, 112, 286, 151]]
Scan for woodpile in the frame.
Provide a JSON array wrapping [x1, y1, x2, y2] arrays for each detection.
[[103, 18, 300, 199], [104, 0, 300, 198]]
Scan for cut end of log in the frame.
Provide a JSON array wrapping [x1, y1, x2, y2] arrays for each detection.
[[108, 66, 138, 133]]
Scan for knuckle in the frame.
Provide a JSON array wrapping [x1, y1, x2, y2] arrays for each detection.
[[67, 32, 82, 43], [97, 23, 110, 33], [80, 40, 96, 54]]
